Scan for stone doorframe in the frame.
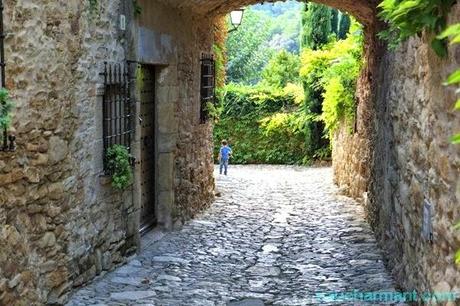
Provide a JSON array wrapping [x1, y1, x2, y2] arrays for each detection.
[[131, 62, 176, 247]]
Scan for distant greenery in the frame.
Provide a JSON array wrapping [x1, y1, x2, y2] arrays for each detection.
[[378, 0, 456, 57], [214, 83, 311, 165], [301, 3, 332, 50], [226, 9, 274, 84], [261, 50, 300, 88], [226, 3, 302, 84], [106, 145, 133, 190], [217, 3, 361, 165]]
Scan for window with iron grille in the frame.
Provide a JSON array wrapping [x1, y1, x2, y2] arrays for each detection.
[[100, 62, 133, 171], [200, 53, 216, 123]]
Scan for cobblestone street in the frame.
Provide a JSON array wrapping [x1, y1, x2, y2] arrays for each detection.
[[68, 166, 400, 305]]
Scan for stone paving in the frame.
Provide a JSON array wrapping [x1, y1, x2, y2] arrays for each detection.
[[67, 166, 402, 306]]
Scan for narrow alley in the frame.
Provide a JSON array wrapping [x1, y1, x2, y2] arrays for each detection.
[[67, 166, 398, 305]]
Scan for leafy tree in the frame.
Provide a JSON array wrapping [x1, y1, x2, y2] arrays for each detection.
[[226, 9, 274, 84], [226, 2, 304, 84], [299, 2, 336, 157], [261, 50, 300, 88], [301, 3, 332, 50], [252, 0, 301, 17], [269, 8, 302, 54], [331, 9, 339, 36], [338, 14, 351, 39], [300, 21, 363, 139]]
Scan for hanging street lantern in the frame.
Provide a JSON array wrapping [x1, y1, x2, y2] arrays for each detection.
[[229, 9, 244, 33]]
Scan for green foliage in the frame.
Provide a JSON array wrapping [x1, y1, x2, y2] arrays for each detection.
[[106, 145, 133, 190], [219, 3, 363, 165], [301, 21, 364, 139], [226, 3, 303, 84], [226, 9, 274, 84], [213, 43, 226, 89], [301, 3, 332, 50], [261, 50, 300, 88], [0, 88, 14, 142], [377, 0, 456, 57], [214, 83, 313, 165], [437, 24, 460, 144], [299, 2, 343, 157], [338, 14, 351, 40], [253, 1, 302, 54], [331, 9, 339, 36]]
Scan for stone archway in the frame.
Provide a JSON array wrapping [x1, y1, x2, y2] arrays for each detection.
[[158, 0, 378, 26], [177, 0, 384, 213]]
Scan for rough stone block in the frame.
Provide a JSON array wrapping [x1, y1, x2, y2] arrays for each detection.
[[158, 133, 177, 153], [157, 102, 177, 134], [158, 153, 173, 191]]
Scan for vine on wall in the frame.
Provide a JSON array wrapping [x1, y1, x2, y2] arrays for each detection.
[[378, 0, 456, 57], [378, 0, 460, 266], [438, 24, 460, 144]]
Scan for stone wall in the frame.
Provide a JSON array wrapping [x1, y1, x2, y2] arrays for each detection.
[[334, 4, 460, 300], [372, 8, 460, 296], [0, 0, 138, 304], [1, 0, 458, 304], [0, 0, 217, 304], [132, 0, 215, 230]]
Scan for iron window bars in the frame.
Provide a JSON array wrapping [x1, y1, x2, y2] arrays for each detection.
[[100, 61, 133, 171], [200, 53, 216, 123]]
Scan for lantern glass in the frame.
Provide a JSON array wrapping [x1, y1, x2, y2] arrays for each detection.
[[230, 9, 244, 27]]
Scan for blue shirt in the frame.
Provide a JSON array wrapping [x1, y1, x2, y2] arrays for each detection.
[[220, 146, 232, 160]]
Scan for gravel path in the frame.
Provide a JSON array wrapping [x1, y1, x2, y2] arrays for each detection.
[[67, 166, 401, 305]]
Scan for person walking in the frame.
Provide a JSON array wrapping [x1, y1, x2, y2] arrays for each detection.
[[218, 140, 233, 175]]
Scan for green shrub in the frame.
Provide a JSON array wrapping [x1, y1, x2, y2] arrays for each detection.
[[0, 88, 14, 143], [214, 83, 313, 165], [106, 145, 133, 190], [300, 20, 363, 139], [261, 50, 300, 88]]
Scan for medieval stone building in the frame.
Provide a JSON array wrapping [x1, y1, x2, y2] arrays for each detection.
[[0, 0, 458, 305]]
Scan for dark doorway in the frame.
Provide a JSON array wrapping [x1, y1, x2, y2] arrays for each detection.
[[139, 64, 157, 233]]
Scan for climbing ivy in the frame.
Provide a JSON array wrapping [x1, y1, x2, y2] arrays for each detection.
[[0, 88, 14, 143], [378, 0, 456, 57], [106, 145, 133, 190]]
